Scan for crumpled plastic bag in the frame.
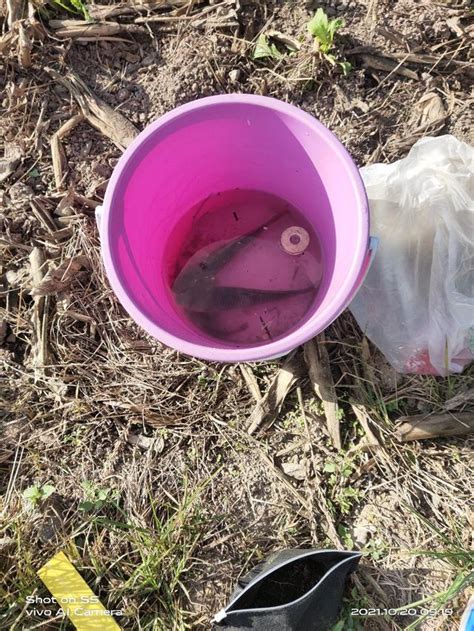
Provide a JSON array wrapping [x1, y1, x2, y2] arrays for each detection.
[[350, 135, 473, 376]]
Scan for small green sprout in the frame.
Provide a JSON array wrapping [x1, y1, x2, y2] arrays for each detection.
[[307, 8, 352, 75], [22, 484, 55, 507], [51, 0, 90, 19], [79, 481, 118, 513], [253, 33, 283, 61], [253, 31, 300, 61]]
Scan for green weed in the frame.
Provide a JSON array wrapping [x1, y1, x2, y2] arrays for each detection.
[[79, 481, 119, 513], [308, 9, 351, 75], [324, 457, 362, 515], [393, 506, 474, 629], [78, 475, 215, 630], [22, 483, 55, 507], [49, 0, 89, 19], [253, 33, 284, 61], [253, 32, 299, 61]]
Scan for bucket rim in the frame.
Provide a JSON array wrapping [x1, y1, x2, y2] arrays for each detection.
[[100, 94, 370, 362]]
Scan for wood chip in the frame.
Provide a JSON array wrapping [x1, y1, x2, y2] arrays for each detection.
[[102, 399, 181, 427], [0, 144, 22, 183], [348, 47, 473, 76], [247, 354, 302, 435], [281, 461, 307, 481], [6, 0, 25, 28], [304, 334, 341, 450], [30, 199, 58, 234], [413, 92, 446, 131], [135, 0, 235, 24], [394, 412, 474, 442], [0, 29, 17, 55], [127, 432, 165, 452], [446, 16, 468, 38], [45, 67, 139, 150], [388, 51, 473, 77]]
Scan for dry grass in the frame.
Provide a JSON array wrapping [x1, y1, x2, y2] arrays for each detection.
[[1, 0, 473, 629]]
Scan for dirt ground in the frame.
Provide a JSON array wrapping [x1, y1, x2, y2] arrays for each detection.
[[1, 0, 473, 629]]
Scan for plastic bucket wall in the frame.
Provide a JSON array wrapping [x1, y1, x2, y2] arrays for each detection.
[[98, 95, 371, 362]]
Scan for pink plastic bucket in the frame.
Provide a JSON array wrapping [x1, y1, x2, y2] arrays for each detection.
[[97, 95, 374, 362]]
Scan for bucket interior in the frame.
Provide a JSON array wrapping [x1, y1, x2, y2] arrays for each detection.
[[106, 100, 366, 349]]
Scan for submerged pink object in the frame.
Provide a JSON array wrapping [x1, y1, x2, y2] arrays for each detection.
[[96, 95, 375, 362]]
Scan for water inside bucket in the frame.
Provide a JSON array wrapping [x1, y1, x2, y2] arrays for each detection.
[[166, 189, 324, 346]]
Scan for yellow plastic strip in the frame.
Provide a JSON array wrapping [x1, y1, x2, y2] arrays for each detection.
[[37, 551, 122, 630]]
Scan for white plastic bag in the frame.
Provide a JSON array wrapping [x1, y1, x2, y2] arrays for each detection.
[[350, 135, 473, 376]]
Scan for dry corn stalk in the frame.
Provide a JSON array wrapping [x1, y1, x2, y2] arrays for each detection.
[[45, 67, 139, 150], [304, 334, 341, 450], [48, 19, 145, 39], [51, 114, 84, 190]]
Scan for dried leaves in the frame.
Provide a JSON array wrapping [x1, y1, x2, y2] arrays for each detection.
[[31, 255, 90, 297], [51, 114, 85, 190], [413, 92, 447, 132], [0, 145, 22, 184], [304, 334, 341, 450], [247, 354, 302, 435], [45, 67, 139, 150]]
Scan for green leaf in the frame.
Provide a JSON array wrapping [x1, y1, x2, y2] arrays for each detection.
[[40, 484, 56, 500], [27, 168, 40, 178], [78, 500, 95, 512], [341, 465, 352, 478], [22, 483, 55, 505], [23, 486, 42, 501], [339, 61, 352, 76], [323, 462, 336, 473], [308, 9, 345, 54], [308, 8, 329, 39], [324, 53, 337, 66], [328, 17, 343, 39], [253, 34, 282, 60], [308, 9, 333, 52]]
